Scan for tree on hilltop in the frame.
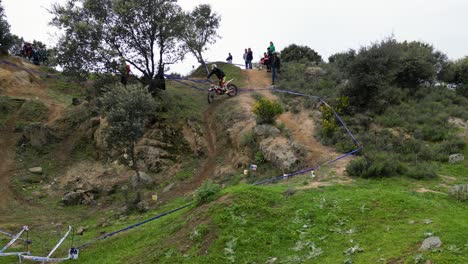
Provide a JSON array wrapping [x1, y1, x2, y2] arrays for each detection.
[[51, 0, 187, 94], [0, 0, 13, 54], [181, 4, 221, 74]]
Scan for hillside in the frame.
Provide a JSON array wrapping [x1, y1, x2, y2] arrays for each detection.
[[0, 57, 467, 264]]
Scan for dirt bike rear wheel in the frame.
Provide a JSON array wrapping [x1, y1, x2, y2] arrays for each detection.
[[226, 84, 238, 97], [207, 90, 215, 104]]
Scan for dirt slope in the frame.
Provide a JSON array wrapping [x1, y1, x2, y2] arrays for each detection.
[[241, 69, 353, 179], [0, 57, 67, 212]]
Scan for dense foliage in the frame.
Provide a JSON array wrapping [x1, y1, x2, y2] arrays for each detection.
[[276, 38, 468, 178], [280, 44, 322, 64], [51, 0, 220, 93], [0, 0, 12, 54], [101, 84, 157, 175], [181, 4, 220, 74], [253, 98, 284, 125]]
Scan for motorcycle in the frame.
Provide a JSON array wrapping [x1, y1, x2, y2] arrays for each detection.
[[207, 79, 238, 104]]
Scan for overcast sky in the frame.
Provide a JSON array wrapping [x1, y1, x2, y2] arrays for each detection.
[[3, 0, 468, 74]]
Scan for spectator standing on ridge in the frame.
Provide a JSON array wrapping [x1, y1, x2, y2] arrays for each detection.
[[226, 52, 233, 64], [120, 59, 131, 86], [243, 49, 248, 69], [246, 48, 253, 69], [268, 41, 275, 55], [260, 52, 269, 71], [271, 52, 281, 85]]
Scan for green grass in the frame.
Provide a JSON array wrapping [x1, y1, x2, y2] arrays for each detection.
[[191, 62, 247, 88], [17, 99, 48, 123], [46, 77, 83, 105], [436, 146, 468, 182], [161, 81, 207, 122], [15, 178, 463, 264]]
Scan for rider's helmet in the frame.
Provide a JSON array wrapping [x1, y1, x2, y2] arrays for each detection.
[[212, 64, 217, 70]]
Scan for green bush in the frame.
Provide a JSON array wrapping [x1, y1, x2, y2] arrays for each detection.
[[406, 163, 437, 179], [195, 180, 221, 205], [252, 98, 284, 125], [255, 151, 265, 164], [346, 153, 405, 178]]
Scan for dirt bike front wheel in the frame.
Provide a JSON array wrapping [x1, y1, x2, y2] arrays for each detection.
[[226, 84, 238, 97], [208, 90, 216, 104]]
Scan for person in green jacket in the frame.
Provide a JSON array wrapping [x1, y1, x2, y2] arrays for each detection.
[[268, 41, 275, 54]]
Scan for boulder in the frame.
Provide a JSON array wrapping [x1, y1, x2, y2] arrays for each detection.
[[448, 153, 464, 164], [22, 123, 54, 148], [28, 167, 43, 174], [259, 137, 299, 170], [76, 226, 87, 235], [135, 201, 149, 213], [62, 191, 83, 206], [420, 236, 442, 251], [62, 190, 96, 206], [131, 172, 154, 187], [448, 184, 468, 201]]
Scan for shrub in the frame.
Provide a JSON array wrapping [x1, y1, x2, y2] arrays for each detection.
[[346, 153, 405, 178], [252, 98, 284, 125], [0, 95, 12, 113], [280, 44, 322, 64], [456, 84, 468, 98], [195, 180, 221, 205], [254, 151, 265, 164], [406, 163, 437, 179]]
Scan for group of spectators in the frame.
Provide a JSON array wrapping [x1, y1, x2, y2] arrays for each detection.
[[21, 42, 48, 65], [223, 41, 281, 85], [247, 41, 281, 84]]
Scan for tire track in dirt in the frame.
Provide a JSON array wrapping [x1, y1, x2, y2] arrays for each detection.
[[170, 100, 221, 197]]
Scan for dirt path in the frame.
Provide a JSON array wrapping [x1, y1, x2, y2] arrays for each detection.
[[169, 100, 221, 197], [0, 58, 66, 213]]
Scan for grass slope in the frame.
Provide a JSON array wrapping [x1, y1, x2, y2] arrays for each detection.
[[15, 176, 464, 264]]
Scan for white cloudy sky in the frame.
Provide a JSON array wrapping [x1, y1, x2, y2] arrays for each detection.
[[3, 0, 468, 74]]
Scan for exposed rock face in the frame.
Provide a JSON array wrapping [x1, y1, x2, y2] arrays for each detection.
[[258, 137, 299, 170], [135, 139, 177, 173], [182, 119, 206, 156], [94, 118, 184, 173], [420, 236, 442, 251], [134, 122, 183, 173], [60, 162, 130, 206]]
